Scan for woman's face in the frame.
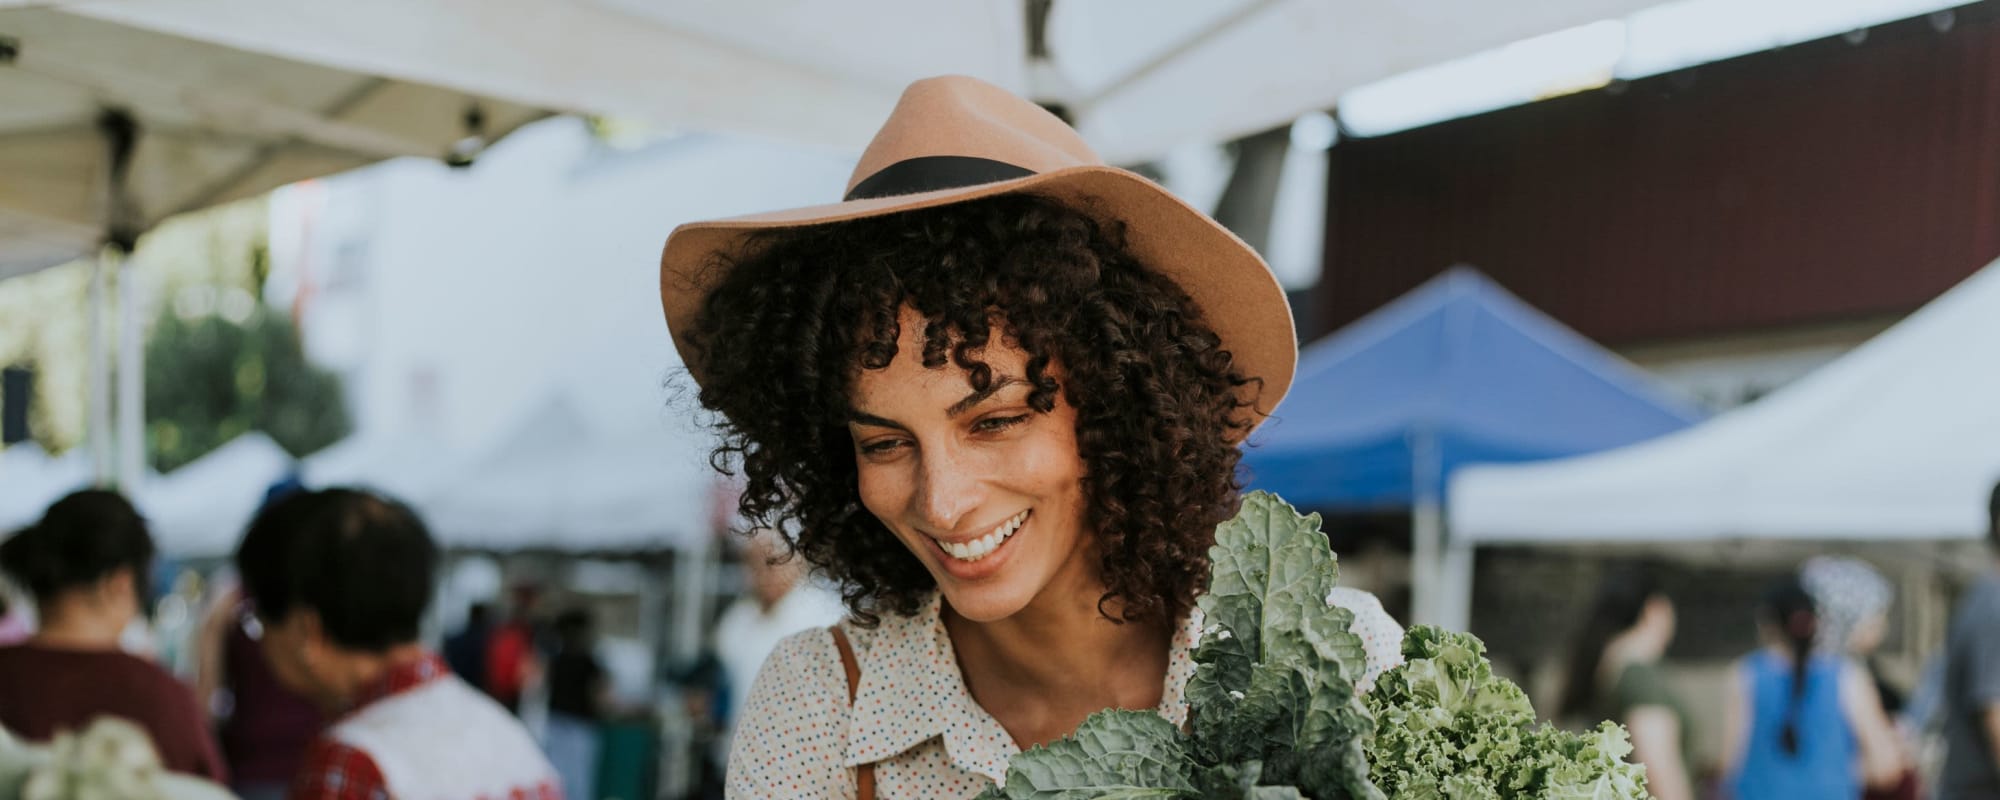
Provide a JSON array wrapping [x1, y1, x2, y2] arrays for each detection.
[[847, 308, 1094, 623], [1847, 611, 1887, 655]]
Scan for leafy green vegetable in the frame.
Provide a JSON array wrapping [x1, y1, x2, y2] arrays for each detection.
[[982, 710, 1197, 800], [979, 492, 1651, 800], [1184, 493, 1379, 800], [1366, 627, 1653, 800], [982, 492, 1379, 800]]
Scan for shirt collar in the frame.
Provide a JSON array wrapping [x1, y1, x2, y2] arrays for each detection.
[[348, 649, 450, 712], [841, 594, 1204, 785]]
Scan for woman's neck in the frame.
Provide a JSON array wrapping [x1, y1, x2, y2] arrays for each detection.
[[30, 598, 128, 651], [942, 566, 1175, 747]]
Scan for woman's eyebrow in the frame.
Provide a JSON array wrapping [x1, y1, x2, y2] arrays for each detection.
[[947, 376, 1028, 417], [847, 410, 905, 430]]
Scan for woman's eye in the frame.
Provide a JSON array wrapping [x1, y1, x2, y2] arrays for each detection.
[[859, 439, 907, 456], [973, 414, 1031, 434]]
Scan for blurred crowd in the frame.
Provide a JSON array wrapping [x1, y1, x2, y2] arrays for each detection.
[[0, 483, 841, 800], [1556, 481, 2000, 800], [0, 481, 1995, 800]]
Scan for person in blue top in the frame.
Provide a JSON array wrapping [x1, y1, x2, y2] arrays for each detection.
[[1722, 576, 1904, 799]]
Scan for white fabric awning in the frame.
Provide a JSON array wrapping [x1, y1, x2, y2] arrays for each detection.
[[132, 432, 292, 557], [0, 5, 547, 279], [47, 0, 1669, 166], [1450, 258, 2000, 544]]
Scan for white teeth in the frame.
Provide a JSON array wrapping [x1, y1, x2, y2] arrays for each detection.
[[941, 510, 1029, 562]]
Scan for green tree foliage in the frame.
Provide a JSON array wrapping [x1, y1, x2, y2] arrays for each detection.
[[144, 306, 349, 472]]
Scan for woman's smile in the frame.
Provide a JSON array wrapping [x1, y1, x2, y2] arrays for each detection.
[[925, 509, 1030, 581]]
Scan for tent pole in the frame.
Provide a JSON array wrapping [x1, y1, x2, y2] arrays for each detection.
[[669, 528, 712, 667], [1410, 428, 1442, 626], [88, 249, 113, 486], [1436, 530, 1474, 634], [116, 254, 145, 489]]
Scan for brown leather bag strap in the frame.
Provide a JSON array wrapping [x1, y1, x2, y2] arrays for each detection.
[[830, 625, 876, 800]]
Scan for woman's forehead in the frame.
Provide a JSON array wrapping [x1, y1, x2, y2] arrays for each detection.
[[850, 332, 1031, 397]]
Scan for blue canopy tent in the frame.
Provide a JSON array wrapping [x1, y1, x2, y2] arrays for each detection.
[[1242, 267, 1704, 626]]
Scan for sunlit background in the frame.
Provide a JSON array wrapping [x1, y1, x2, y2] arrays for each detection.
[[3, 0, 1998, 797]]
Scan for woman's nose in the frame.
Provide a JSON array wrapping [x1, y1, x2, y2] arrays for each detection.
[[912, 445, 983, 533]]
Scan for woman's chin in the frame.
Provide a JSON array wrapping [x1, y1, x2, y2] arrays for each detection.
[[937, 580, 1038, 623]]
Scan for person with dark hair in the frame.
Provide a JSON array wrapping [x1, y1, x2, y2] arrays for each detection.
[[1722, 576, 1902, 799], [444, 601, 495, 693], [1934, 480, 2000, 799], [659, 75, 1402, 798], [545, 608, 608, 800], [1557, 565, 1692, 800], [1801, 556, 1919, 800], [190, 478, 325, 800], [234, 487, 559, 800], [0, 489, 226, 780]]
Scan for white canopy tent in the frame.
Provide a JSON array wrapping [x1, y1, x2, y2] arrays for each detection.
[[408, 297, 715, 554], [0, 6, 547, 280], [1, 432, 291, 556], [1451, 257, 2000, 544], [414, 395, 712, 554], [0, 5, 548, 491], [0, 443, 89, 533], [131, 431, 293, 558], [48, 0, 1669, 165]]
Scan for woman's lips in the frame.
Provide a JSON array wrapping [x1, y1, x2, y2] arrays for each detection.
[[929, 510, 1029, 581]]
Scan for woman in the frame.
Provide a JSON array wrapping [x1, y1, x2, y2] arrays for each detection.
[[661, 76, 1404, 799], [0, 489, 227, 781], [1559, 566, 1694, 800], [1722, 576, 1902, 799], [1800, 556, 1918, 800]]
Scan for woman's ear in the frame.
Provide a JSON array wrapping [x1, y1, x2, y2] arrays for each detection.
[[296, 608, 328, 651]]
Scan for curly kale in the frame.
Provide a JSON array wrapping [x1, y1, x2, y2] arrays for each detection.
[[978, 493, 1651, 800]]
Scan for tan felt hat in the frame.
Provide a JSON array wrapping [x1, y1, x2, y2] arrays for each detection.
[[659, 74, 1296, 421]]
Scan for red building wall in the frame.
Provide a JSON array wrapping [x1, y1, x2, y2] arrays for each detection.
[[1314, 1, 2000, 346]]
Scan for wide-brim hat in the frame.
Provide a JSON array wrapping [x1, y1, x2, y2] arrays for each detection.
[[660, 75, 1297, 423]]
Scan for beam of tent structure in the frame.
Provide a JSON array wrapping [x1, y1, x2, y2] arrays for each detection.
[[47, 0, 1670, 165]]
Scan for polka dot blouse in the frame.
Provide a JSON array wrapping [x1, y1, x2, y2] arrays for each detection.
[[724, 588, 1405, 799]]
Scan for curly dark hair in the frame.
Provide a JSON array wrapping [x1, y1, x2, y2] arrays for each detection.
[[685, 192, 1263, 626]]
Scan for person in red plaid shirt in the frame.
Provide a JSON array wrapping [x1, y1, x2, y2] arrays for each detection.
[[235, 488, 561, 800]]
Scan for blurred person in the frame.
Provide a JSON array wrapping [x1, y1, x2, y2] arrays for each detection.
[[235, 488, 560, 799], [711, 529, 844, 743], [1934, 481, 2000, 799], [0, 489, 227, 780], [193, 585, 327, 800], [487, 584, 546, 714], [1801, 556, 1919, 800], [446, 601, 495, 693], [545, 608, 607, 800], [1721, 577, 1903, 799], [193, 477, 327, 800], [0, 587, 26, 645], [1558, 565, 1695, 800]]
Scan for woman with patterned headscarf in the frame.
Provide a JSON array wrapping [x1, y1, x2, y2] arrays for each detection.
[[1801, 556, 1918, 800]]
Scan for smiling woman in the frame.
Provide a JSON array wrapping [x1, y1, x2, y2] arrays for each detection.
[[660, 76, 1404, 800]]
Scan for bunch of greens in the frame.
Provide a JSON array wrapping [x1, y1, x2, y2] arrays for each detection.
[[979, 492, 1376, 799], [1367, 627, 1652, 799], [977, 492, 1652, 800]]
